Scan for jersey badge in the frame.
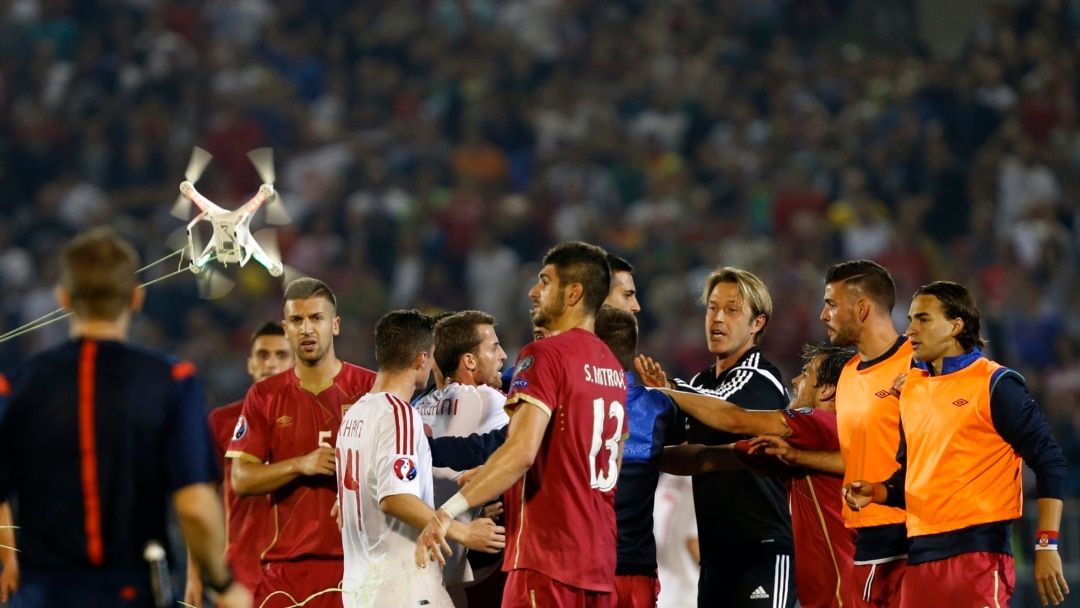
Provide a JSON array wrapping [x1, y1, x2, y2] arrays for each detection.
[[393, 457, 417, 481], [511, 378, 528, 390], [232, 415, 247, 440], [513, 355, 534, 378]]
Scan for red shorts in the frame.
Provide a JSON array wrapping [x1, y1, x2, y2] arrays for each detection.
[[255, 559, 343, 608], [850, 559, 905, 607], [229, 550, 263, 592], [503, 569, 614, 608], [613, 574, 659, 608], [900, 552, 1013, 608]]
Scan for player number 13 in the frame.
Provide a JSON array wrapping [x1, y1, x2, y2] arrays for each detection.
[[588, 397, 624, 492]]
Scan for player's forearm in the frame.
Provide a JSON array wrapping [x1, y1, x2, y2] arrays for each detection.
[[457, 440, 533, 508], [660, 389, 788, 437], [173, 483, 231, 589], [1036, 498, 1064, 534], [231, 457, 302, 496], [0, 502, 16, 565], [786, 449, 845, 474], [380, 494, 436, 531]]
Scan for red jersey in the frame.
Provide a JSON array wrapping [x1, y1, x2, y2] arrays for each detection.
[[225, 363, 376, 562], [502, 328, 628, 592], [736, 408, 855, 608], [209, 401, 269, 589]]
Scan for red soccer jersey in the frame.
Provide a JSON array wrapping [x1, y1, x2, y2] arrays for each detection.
[[209, 401, 269, 590], [502, 328, 628, 593], [736, 408, 855, 608], [225, 363, 376, 562]]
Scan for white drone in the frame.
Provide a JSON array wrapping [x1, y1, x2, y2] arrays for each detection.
[[170, 146, 289, 280], [0, 147, 294, 344]]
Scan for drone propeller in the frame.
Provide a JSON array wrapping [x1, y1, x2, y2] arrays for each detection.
[[171, 147, 214, 219], [247, 148, 291, 225], [253, 228, 282, 264], [195, 267, 236, 299]]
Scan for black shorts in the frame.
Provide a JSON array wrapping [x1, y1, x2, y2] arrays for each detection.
[[699, 552, 796, 608]]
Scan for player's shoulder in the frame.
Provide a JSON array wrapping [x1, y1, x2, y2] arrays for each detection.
[[340, 361, 377, 387], [209, 401, 244, 425], [476, 383, 506, 401], [249, 369, 295, 396]]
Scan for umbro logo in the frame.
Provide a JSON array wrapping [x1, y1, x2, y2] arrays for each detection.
[[952, 398, 969, 407], [875, 390, 891, 399], [750, 586, 770, 600]]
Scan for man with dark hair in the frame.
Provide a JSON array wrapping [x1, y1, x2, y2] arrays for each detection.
[[227, 277, 376, 608], [594, 305, 680, 608], [846, 281, 1069, 607], [656, 266, 793, 608], [186, 322, 294, 604], [416, 241, 627, 607], [415, 310, 510, 602], [606, 254, 641, 314], [816, 259, 912, 607], [0, 228, 249, 608], [338, 310, 504, 607], [638, 344, 857, 608]]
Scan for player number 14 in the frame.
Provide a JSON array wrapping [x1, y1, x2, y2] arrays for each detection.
[[588, 397, 624, 492]]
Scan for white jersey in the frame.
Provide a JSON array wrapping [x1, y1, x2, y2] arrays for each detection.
[[337, 391, 452, 608], [654, 473, 700, 608], [413, 382, 508, 585]]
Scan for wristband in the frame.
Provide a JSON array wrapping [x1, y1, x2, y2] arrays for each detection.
[[440, 492, 470, 519], [1035, 530, 1059, 551]]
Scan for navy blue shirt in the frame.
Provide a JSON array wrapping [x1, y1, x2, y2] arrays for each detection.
[[0, 339, 219, 572], [883, 349, 1067, 564]]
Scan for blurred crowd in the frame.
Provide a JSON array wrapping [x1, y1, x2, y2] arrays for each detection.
[[1, 0, 1079, 492]]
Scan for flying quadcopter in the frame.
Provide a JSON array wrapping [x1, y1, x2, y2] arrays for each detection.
[[0, 147, 293, 344], [171, 146, 290, 279]]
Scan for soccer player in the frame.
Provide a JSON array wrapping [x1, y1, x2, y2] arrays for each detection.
[[416, 241, 627, 607], [818, 260, 913, 607], [226, 278, 376, 608], [659, 267, 793, 608], [185, 321, 294, 604], [415, 310, 510, 601], [0, 228, 248, 607], [337, 310, 505, 608], [845, 282, 1069, 607], [594, 305, 679, 608], [638, 344, 858, 608]]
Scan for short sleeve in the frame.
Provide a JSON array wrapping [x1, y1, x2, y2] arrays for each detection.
[[505, 343, 559, 418], [374, 404, 424, 502], [782, 408, 839, 451], [477, 385, 510, 434], [162, 364, 219, 492], [226, 383, 270, 464]]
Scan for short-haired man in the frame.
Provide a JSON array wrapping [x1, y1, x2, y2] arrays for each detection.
[[337, 310, 504, 607], [415, 310, 510, 600], [660, 267, 793, 608], [0, 228, 248, 607], [845, 282, 1069, 607], [639, 344, 857, 608], [819, 260, 913, 607], [186, 322, 294, 604], [606, 254, 641, 315], [594, 305, 680, 608], [416, 241, 628, 607], [227, 278, 376, 608]]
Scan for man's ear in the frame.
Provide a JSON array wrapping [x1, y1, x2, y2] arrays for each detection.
[[565, 282, 585, 307], [819, 383, 837, 402], [131, 287, 146, 312], [332, 315, 341, 336], [462, 352, 477, 372]]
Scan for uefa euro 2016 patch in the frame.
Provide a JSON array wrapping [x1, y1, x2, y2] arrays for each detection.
[[393, 457, 417, 481], [232, 415, 247, 440]]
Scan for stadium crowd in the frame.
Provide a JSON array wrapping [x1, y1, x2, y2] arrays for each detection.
[[1, 1, 1078, 481]]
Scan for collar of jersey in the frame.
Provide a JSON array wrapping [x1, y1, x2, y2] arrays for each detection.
[[914, 347, 982, 376]]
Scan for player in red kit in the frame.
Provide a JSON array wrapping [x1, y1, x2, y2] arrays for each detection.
[[416, 241, 628, 608], [185, 321, 294, 604], [226, 279, 376, 608]]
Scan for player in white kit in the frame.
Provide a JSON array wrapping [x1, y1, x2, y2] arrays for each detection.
[[337, 310, 505, 608]]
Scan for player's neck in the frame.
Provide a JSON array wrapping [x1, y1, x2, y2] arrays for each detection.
[[714, 342, 753, 375], [371, 370, 419, 403], [294, 353, 341, 393], [549, 309, 595, 334], [857, 320, 900, 362], [70, 317, 129, 342]]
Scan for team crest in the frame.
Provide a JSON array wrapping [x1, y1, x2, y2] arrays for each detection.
[[393, 457, 417, 481], [232, 416, 247, 440]]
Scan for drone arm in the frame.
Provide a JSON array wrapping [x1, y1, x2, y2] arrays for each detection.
[[180, 182, 225, 215]]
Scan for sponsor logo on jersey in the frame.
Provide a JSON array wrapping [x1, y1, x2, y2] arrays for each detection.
[[232, 416, 247, 440], [393, 457, 417, 481], [275, 415, 294, 428], [875, 389, 892, 399], [952, 398, 969, 407]]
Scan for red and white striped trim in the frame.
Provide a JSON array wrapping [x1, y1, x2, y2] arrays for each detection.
[[386, 394, 415, 455]]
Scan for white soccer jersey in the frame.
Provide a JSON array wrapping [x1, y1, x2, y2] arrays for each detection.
[[337, 391, 452, 608], [655, 473, 700, 608], [413, 382, 508, 585]]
